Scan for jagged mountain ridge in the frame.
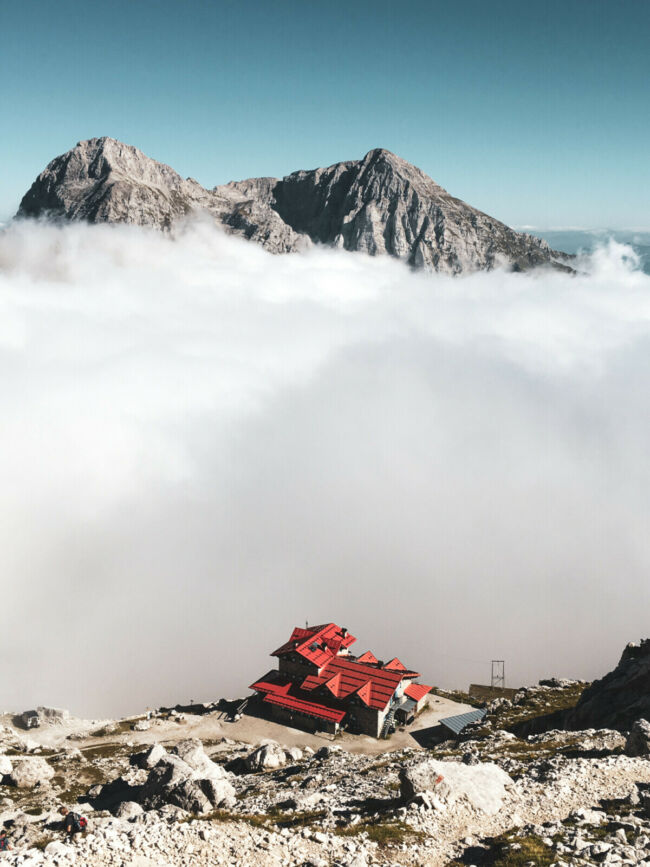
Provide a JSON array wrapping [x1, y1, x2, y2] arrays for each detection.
[[17, 137, 569, 273]]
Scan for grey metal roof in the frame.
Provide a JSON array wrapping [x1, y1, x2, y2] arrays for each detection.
[[439, 707, 487, 736]]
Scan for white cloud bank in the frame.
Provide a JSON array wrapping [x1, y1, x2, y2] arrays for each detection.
[[1, 219, 649, 716]]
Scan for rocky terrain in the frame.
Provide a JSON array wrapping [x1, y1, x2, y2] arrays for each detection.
[[1, 641, 649, 866], [16, 138, 571, 274]]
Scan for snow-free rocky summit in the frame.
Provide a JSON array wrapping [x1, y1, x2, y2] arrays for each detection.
[[17, 138, 570, 274]]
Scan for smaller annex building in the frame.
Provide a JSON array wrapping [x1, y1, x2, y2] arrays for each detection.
[[250, 623, 432, 737]]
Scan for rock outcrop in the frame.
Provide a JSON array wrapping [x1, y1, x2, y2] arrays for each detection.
[[16, 706, 70, 729], [16, 137, 570, 274], [139, 739, 236, 814], [565, 640, 650, 732], [625, 719, 650, 757]]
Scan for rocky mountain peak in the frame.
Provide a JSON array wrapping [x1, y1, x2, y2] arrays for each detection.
[[16, 138, 570, 274]]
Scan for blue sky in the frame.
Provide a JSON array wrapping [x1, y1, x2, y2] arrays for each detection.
[[1, 0, 648, 227]]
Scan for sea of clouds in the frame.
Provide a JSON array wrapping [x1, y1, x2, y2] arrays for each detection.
[[1, 218, 649, 717]]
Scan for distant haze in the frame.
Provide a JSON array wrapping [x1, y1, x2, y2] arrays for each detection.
[[1, 219, 649, 718], [533, 230, 650, 275]]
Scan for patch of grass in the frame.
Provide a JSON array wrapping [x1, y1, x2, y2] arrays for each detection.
[[57, 784, 91, 803], [91, 719, 139, 738], [358, 758, 394, 776], [495, 683, 587, 732], [4, 747, 57, 758], [80, 742, 132, 761], [266, 807, 327, 828], [450, 832, 556, 866], [180, 809, 269, 829], [182, 806, 328, 831], [493, 835, 556, 866], [335, 819, 424, 848], [429, 748, 464, 759], [32, 834, 55, 851], [479, 734, 589, 766], [599, 796, 635, 816]]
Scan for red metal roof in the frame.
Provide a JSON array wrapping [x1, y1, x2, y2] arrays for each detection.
[[250, 670, 346, 724], [385, 657, 407, 671], [324, 672, 342, 697], [300, 656, 415, 711], [271, 623, 356, 668], [263, 692, 346, 724], [404, 683, 432, 702], [255, 626, 425, 720], [250, 671, 292, 697], [356, 681, 372, 706]]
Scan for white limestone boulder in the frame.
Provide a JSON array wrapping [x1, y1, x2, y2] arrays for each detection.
[[45, 840, 76, 857], [8, 756, 55, 789], [245, 740, 288, 771], [132, 742, 166, 769], [141, 742, 235, 814], [399, 758, 512, 815], [285, 747, 303, 762], [172, 738, 229, 781], [114, 800, 144, 820]]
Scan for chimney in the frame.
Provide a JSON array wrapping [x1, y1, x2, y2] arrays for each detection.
[[341, 627, 348, 637]]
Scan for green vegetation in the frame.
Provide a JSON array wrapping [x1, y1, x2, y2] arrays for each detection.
[[484, 733, 605, 768], [464, 681, 588, 741], [181, 809, 268, 828], [91, 719, 140, 738], [598, 797, 635, 817], [335, 819, 424, 847], [496, 682, 586, 730], [450, 815, 636, 866], [181, 807, 327, 831], [4, 747, 56, 757], [491, 834, 556, 866], [32, 834, 56, 851], [266, 806, 328, 828], [447, 832, 555, 867], [80, 742, 134, 761], [358, 758, 393, 776]]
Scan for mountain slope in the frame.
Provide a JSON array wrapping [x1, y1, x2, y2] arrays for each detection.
[[17, 138, 569, 273]]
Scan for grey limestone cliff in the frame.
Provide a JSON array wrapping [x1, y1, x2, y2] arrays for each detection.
[[17, 137, 569, 274]]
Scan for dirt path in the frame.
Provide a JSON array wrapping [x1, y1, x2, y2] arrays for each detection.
[[180, 694, 473, 755], [3, 696, 473, 757]]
